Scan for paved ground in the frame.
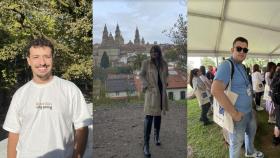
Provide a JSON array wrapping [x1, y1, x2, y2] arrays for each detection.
[[93, 102, 187, 158]]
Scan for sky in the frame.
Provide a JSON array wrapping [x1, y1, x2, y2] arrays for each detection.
[[93, 0, 187, 44]]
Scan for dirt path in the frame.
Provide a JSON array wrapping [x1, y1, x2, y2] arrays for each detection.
[[93, 102, 187, 158]]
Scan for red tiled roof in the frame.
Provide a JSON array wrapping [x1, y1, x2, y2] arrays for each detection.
[[167, 74, 187, 89]]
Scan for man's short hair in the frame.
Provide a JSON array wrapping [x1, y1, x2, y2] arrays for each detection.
[[232, 37, 248, 47], [26, 38, 54, 57]]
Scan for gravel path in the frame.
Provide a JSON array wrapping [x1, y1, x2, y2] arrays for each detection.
[[93, 102, 187, 158]]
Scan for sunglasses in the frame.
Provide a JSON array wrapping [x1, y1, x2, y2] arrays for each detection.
[[235, 46, 249, 53]]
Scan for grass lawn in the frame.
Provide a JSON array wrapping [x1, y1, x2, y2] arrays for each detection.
[[187, 98, 280, 158]]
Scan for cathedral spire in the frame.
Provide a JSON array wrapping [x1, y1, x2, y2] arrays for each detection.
[[116, 24, 120, 34], [101, 24, 109, 46], [115, 24, 124, 46], [141, 37, 145, 45], [134, 27, 140, 45]]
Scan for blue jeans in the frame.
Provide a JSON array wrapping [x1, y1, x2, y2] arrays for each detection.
[[229, 111, 257, 158]]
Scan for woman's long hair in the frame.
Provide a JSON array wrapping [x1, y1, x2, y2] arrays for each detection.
[[189, 68, 199, 88], [150, 45, 164, 68], [266, 62, 276, 79], [253, 64, 260, 73]]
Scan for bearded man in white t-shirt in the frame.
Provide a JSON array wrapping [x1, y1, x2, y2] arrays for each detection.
[[3, 38, 93, 158]]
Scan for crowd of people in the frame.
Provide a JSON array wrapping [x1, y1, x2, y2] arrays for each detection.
[[189, 37, 280, 158]]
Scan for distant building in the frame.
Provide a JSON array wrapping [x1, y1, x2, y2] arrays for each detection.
[[94, 24, 155, 66], [93, 24, 178, 78], [166, 70, 187, 100], [105, 74, 137, 99], [134, 27, 141, 45]]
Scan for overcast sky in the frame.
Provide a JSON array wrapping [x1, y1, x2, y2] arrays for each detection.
[[93, 0, 187, 44]]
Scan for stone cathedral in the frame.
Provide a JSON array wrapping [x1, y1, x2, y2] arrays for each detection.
[[94, 24, 154, 66]]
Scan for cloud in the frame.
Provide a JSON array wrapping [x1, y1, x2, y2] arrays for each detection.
[[93, 0, 186, 44]]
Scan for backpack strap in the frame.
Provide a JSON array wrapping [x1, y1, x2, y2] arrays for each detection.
[[225, 59, 234, 90], [242, 64, 252, 85], [242, 64, 247, 72]]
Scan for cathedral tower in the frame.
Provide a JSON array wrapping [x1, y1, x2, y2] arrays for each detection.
[[134, 27, 140, 45], [101, 24, 109, 47], [115, 24, 124, 46], [141, 37, 145, 45]]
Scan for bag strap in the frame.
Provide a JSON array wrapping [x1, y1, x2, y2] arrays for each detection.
[[225, 58, 250, 89], [225, 59, 234, 90]]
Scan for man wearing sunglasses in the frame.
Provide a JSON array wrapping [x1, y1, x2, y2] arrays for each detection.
[[212, 37, 263, 158]]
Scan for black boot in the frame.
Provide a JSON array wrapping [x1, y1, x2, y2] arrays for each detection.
[[154, 116, 161, 146], [144, 115, 153, 157], [201, 103, 211, 125], [273, 136, 280, 146]]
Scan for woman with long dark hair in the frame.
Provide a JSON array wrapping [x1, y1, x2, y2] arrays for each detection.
[[140, 45, 168, 157], [264, 62, 276, 124], [189, 68, 211, 125]]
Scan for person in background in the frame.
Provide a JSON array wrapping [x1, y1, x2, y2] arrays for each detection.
[[264, 62, 276, 124], [200, 66, 212, 97], [200, 65, 213, 113], [270, 63, 280, 145], [252, 64, 265, 111], [206, 65, 215, 82], [189, 68, 212, 126]]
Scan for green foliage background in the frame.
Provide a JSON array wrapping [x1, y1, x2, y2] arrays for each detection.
[[0, 0, 93, 94], [200, 57, 216, 68], [163, 14, 187, 71]]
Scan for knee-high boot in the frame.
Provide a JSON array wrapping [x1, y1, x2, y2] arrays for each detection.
[[144, 115, 153, 157], [154, 116, 161, 146]]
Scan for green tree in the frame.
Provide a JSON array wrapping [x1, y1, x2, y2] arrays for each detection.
[[0, 0, 93, 95], [163, 14, 187, 71], [100, 51, 109, 69], [200, 57, 216, 67], [164, 48, 177, 62], [132, 54, 147, 71], [243, 58, 268, 69]]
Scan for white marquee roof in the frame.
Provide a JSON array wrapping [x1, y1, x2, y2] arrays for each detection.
[[188, 0, 280, 58]]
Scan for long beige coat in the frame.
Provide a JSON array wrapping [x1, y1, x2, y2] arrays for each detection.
[[139, 59, 169, 116]]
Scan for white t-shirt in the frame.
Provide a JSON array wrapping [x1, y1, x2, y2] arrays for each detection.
[[252, 71, 264, 92], [3, 76, 93, 158], [265, 72, 272, 86]]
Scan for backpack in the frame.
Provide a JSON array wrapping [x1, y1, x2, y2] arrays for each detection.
[[270, 72, 280, 105]]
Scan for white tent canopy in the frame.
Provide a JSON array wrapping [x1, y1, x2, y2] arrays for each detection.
[[188, 0, 280, 58]]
